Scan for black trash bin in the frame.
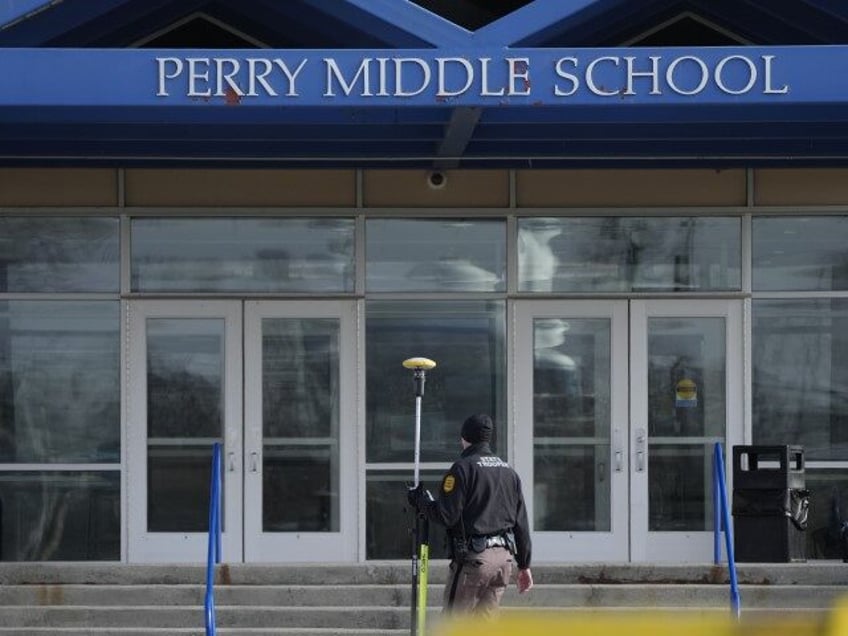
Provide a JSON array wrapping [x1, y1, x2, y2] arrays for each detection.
[[732, 445, 809, 563]]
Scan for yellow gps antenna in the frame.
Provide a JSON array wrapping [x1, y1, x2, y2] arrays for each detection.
[[402, 357, 436, 485], [402, 356, 436, 636]]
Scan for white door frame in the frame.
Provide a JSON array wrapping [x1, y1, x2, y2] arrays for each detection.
[[629, 299, 743, 562], [127, 299, 359, 563], [514, 300, 630, 562], [127, 300, 243, 563], [243, 300, 358, 562], [515, 298, 743, 563]]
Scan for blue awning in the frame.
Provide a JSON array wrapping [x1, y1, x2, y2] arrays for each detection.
[[2, 0, 848, 167]]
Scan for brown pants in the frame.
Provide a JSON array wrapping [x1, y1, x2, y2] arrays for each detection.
[[443, 546, 514, 617]]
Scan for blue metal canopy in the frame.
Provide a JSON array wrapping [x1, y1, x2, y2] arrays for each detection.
[[1, 0, 848, 167]]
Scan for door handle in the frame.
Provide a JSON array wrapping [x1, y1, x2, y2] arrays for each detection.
[[613, 426, 623, 472], [227, 452, 235, 472], [250, 451, 259, 473], [635, 428, 646, 473]]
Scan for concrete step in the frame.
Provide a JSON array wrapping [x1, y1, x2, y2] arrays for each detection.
[[2, 561, 847, 586], [0, 605, 427, 629], [0, 583, 842, 609], [0, 562, 842, 635]]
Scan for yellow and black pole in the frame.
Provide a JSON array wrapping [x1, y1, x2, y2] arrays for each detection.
[[403, 356, 436, 636]]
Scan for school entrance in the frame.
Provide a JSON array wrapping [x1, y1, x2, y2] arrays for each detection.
[[126, 300, 358, 563], [515, 299, 743, 562]]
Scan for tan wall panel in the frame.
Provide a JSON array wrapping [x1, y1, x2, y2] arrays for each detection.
[[125, 169, 356, 207], [755, 169, 848, 206], [363, 170, 509, 207], [0, 169, 117, 206], [516, 169, 746, 207]]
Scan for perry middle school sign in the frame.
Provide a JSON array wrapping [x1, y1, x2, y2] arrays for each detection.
[[154, 52, 788, 101], [7, 45, 848, 108], [2, 45, 848, 165]]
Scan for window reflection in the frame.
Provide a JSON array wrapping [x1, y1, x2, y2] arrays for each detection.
[[146, 318, 223, 532], [147, 319, 223, 440], [0, 217, 119, 293], [366, 470, 450, 559], [753, 216, 848, 291], [261, 318, 340, 533], [0, 302, 121, 464], [148, 446, 213, 532], [647, 317, 725, 531], [365, 301, 506, 463], [533, 318, 611, 531], [131, 218, 354, 293], [518, 217, 741, 292], [805, 471, 848, 559], [367, 219, 505, 292], [0, 471, 120, 561], [752, 300, 848, 461]]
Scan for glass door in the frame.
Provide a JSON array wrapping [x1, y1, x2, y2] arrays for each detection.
[[127, 300, 358, 563], [630, 299, 743, 561], [515, 299, 742, 562], [127, 300, 243, 562], [243, 301, 358, 561], [514, 300, 630, 561]]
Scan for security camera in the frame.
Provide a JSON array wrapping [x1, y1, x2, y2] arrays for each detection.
[[427, 171, 447, 190]]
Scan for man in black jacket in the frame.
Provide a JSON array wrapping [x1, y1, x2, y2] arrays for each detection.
[[408, 413, 533, 616]]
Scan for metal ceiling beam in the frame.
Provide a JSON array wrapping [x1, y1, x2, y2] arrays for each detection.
[[0, 0, 54, 30], [305, 0, 471, 48], [434, 107, 482, 170], [797, 0, 848, 25], [0, 0, 475, 47], [471, 0, 631, 46], [0, 0, 178, 45]]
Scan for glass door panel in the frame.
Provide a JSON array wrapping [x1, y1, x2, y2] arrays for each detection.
[[630, 300, 742, 561], [517, 299, 742, 563], [243, 301, 357, 561], [515, 301, 629, 561], [127, 301, 243, 562]]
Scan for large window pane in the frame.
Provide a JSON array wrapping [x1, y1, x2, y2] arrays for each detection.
[[0, 471, 120, 561], [366, 301, 506, 463], [131, 218, 354, 293], [366, 470, 450, 560], [805, 469, 848, 559], [753, 216, 848, 291], [648, 316, 726, 531], [146, 318, 223, 532], [0, 301, 120, 463], [366, 219, 505, 292], [533, 318, 611, 531], [0, 217, 119, 292], [753, 300, 848, 461], [261, 318, 340, 533], [148, 446, 213, 532], [518, 217, 741, 292]]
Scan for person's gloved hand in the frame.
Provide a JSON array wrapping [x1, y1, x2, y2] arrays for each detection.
[[406, 484, 434, 511], [407, 484, 423, 509]]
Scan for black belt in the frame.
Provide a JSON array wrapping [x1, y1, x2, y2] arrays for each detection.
[[482, 535, 508, 549], [468, 533, 508, 551]]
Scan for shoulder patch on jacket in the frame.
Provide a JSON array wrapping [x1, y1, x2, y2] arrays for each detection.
[[442, 474, 456, 494]]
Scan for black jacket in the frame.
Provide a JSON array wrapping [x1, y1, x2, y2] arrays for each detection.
[[423, 442, 532, 569]]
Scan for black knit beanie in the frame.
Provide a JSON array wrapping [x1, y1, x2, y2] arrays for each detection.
[[461, 413, 493, 444]]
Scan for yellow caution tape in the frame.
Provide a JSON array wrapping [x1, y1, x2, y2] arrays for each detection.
[[825, 596, 848, 636], [433, 608, 832, 636]]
